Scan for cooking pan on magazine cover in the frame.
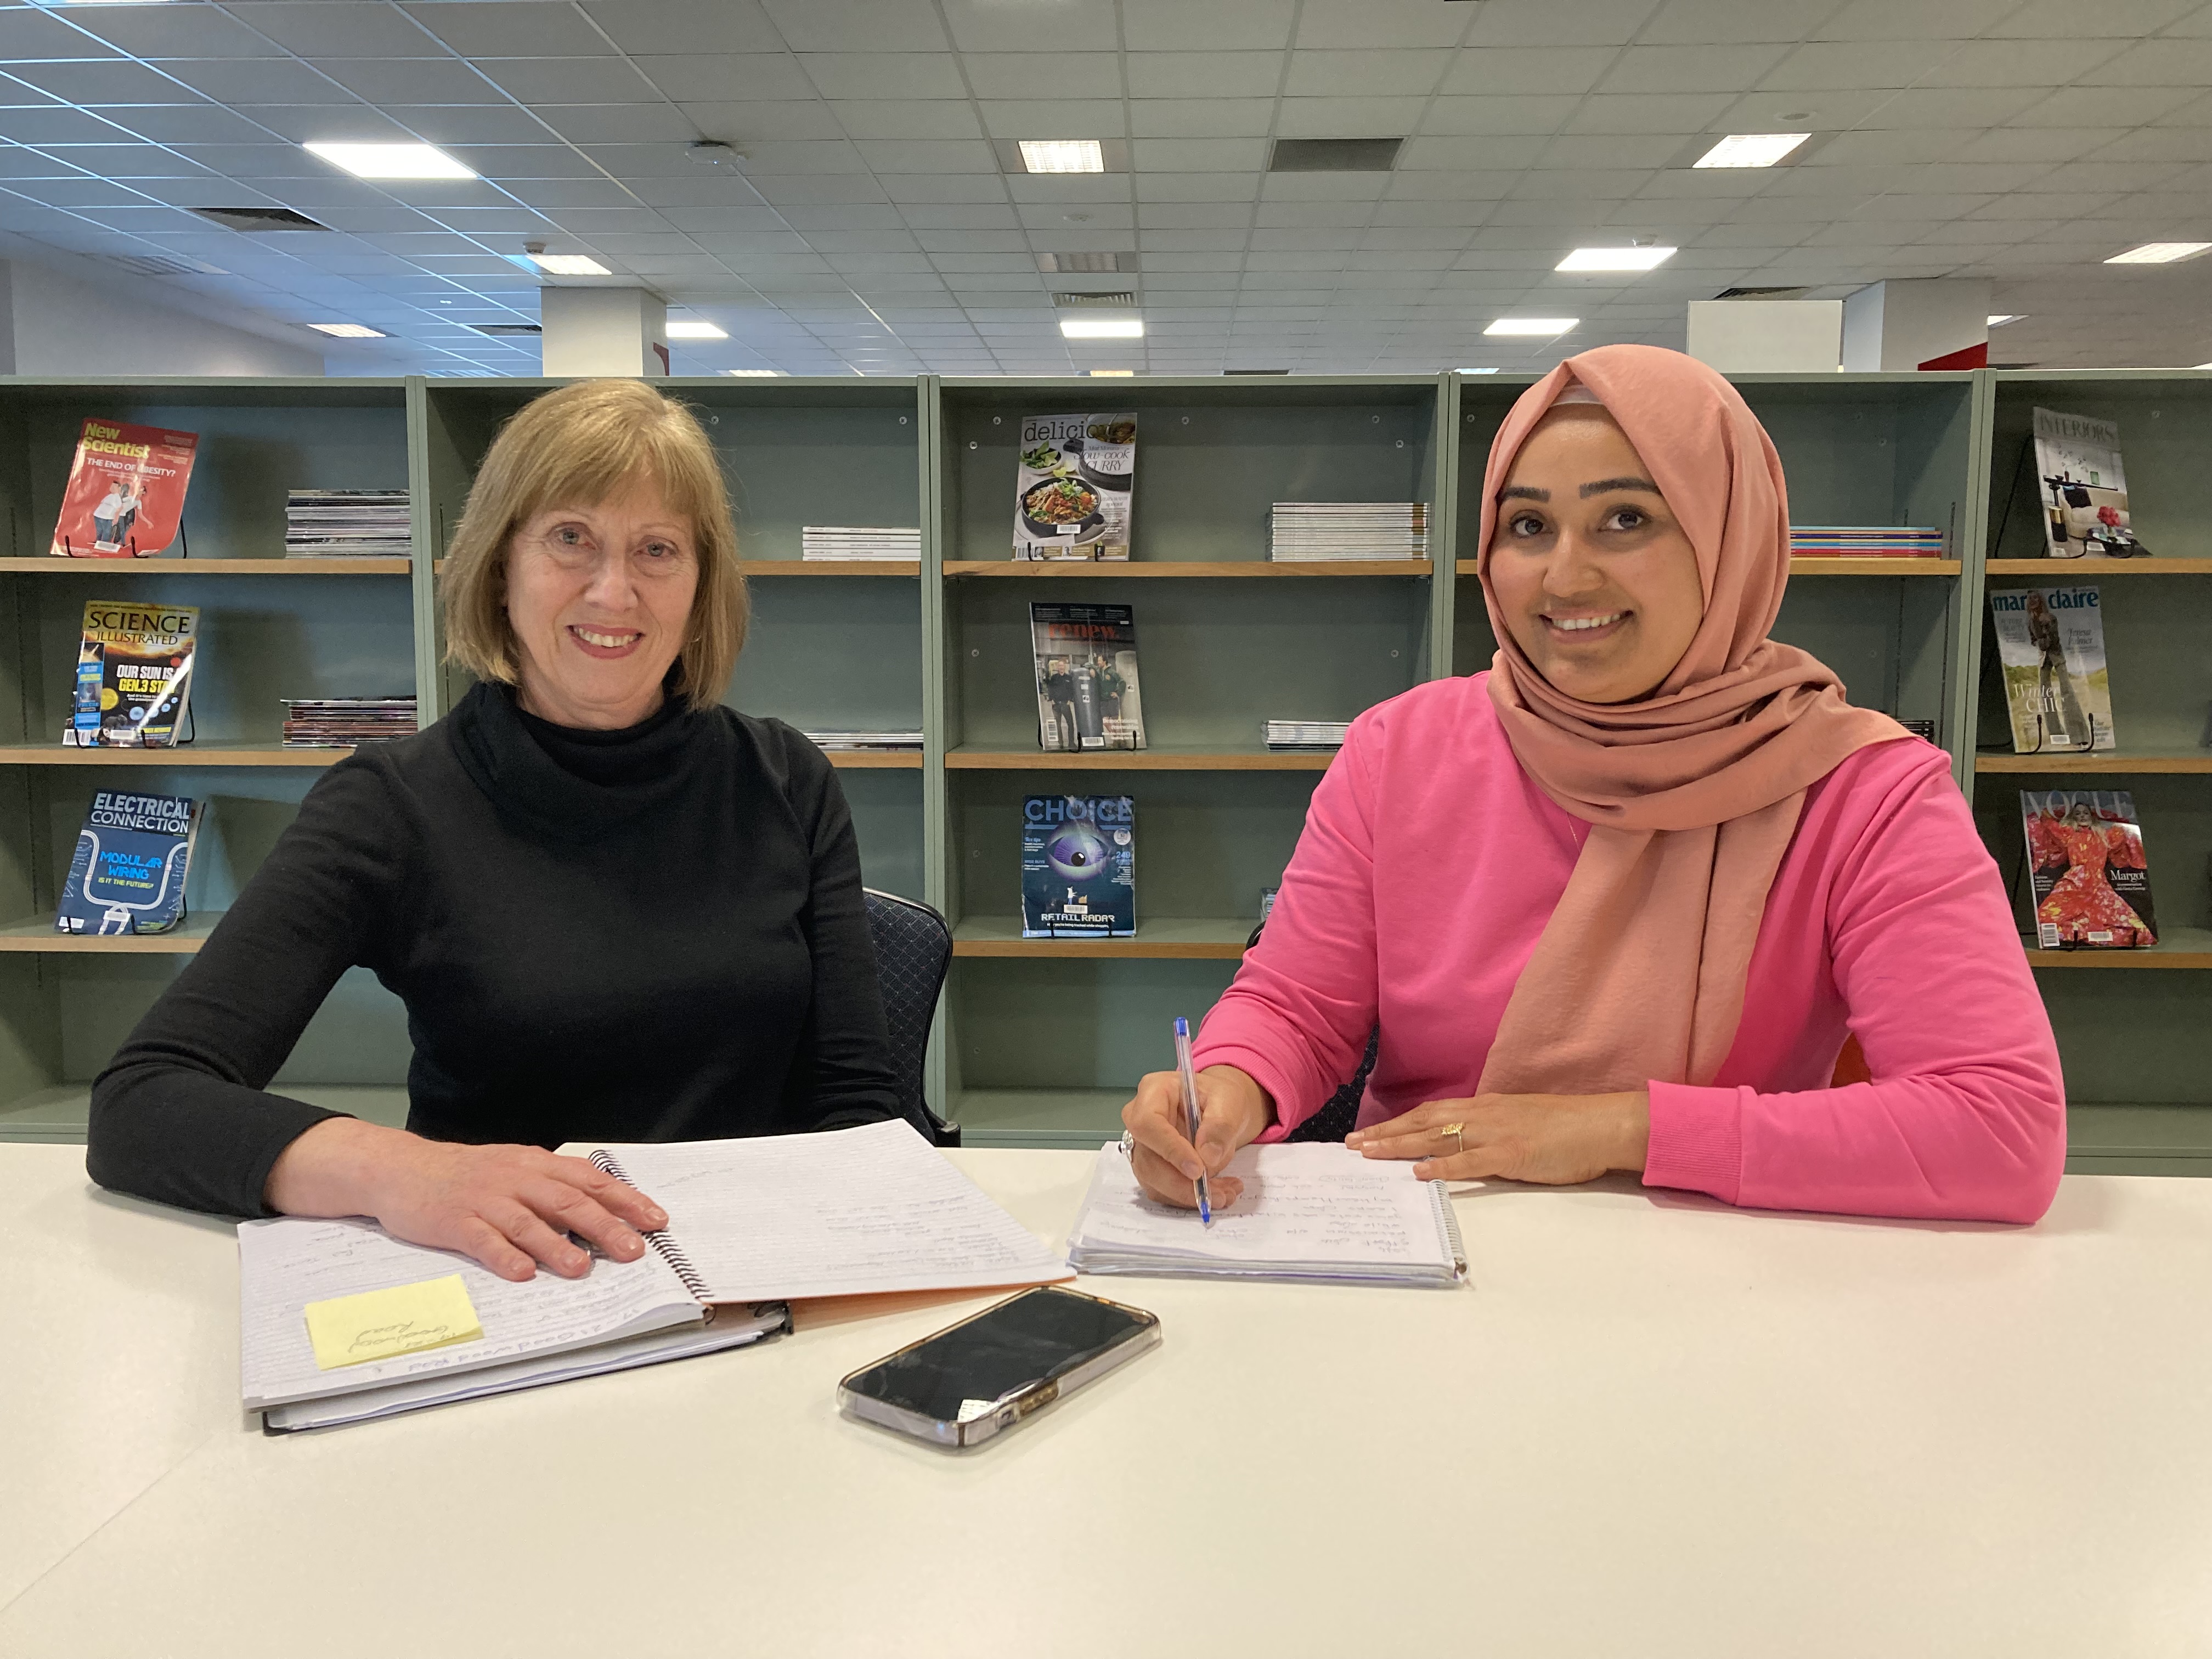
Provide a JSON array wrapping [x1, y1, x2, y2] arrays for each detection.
[[1021, 476, 1105, 540]]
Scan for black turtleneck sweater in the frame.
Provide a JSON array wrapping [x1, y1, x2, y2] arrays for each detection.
[[86, 681, 901, 1218]]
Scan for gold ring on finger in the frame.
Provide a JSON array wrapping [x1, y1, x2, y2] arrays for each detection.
[[1438, 1122, 1463, 1155]]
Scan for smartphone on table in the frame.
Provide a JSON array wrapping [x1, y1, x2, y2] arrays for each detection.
[[837, 1285, 1160, 1448]]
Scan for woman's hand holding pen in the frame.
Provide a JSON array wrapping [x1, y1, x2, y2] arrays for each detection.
[[263, 1118, 670, 1282], [1347, 1091, 1650, 1184], [1120, 1064, 1273, 1211]]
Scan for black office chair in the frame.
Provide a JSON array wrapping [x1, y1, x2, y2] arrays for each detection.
[[1245, 913, 1378, 1144], [863, 888, 961, 1147]]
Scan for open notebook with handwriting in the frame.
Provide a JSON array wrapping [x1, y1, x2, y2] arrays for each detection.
[[241, 1120, 1069, 1431], [1066, 1141, 1466, 1287]]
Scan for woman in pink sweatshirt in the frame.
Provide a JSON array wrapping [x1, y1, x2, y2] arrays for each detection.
[[1122, 345, 2065, 1224]]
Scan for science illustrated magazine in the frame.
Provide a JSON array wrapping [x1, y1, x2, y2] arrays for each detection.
[[68, 600, 199, 748], [1013, 413, 1136, 560], [48, 418, 199, 558], [1022, 794, 1135, 938], [2021, 790, 2155, 949]]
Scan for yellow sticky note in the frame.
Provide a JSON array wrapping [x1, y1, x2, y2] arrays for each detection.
[[304, 1274, 484, 1371]]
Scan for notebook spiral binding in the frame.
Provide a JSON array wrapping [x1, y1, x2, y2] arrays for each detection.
[[589, 1150, 713, 1304], [1427, 1180, 1469, 1279]]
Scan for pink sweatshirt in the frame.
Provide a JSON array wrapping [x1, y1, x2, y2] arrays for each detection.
[[1192, 673, 2067, 1224]]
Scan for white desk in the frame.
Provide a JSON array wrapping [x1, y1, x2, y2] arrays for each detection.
[[2, 1145, 2209, 1659]]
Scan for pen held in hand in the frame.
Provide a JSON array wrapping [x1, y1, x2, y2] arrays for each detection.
[[1172, 1015, 1211, 1225]]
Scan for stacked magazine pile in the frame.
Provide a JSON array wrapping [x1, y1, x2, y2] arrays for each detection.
[[286, 490, 411, 557], [800, 526, 919, 562], [280, 697, 417, 747], [1269, 503, 1428, 562], [1265, 719, 1350, 749], [800, 727, 923, 751], [1788, 526, 1945, 558]]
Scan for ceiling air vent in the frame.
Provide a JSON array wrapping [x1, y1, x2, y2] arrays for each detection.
[[473, 323, 542, 336], [105, 253, 224, 278], [1268, 138, 1404, 173], [190, 206, 331, 233], [1053, 290, 1137, 307], [1713, 285, 1813, 301], [1224, 368, 1290, 375], [1037, 252, 1134, 274]]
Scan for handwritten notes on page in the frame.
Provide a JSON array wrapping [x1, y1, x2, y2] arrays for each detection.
[[588, 1119, 1071, 1303], [1066, 1142, 1464, 1286], [304, 1274, 482, 1370], [239, 1216, 705, 1412]]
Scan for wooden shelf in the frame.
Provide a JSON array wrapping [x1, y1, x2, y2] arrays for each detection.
[[953, 916, 1251, 958], [822, 750, 922, 769], [946, 745, 1335, 771], [0, 557, 411, 575], [950, 1088, 1128, 1151], [2066, 1103, 2212, 1172], [2026, 927, 2212, 969], [1974, 752, 2212, 775], [0, 1082, 413, 1146], [0, 914, 217, 953], [742, 560, 919, 577], [1987, 558, 2212, 575], [947, 559, 1430, 578], [0, 743, 351, 768], [1455, 557, 1959, 577]]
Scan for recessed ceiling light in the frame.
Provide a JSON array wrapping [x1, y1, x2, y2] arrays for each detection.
[[1485, 318, 1578, 337], [1692, 133, 1810, 170], [526, 253, 610, 276], [306, 323, 386, 338], [725, 368, 782, 377], [1088, 368, 1134, 376], [2104, 241, 2211, 264], [1987, 314, 2023, 326], [666, 320, 727, 339], [1020, 139, 1104, 174], [1556, 246, 1677, 272], [1462, 366, 1501, 374], [1060, 317, 1143, 338], [302, 142, 475, 180]]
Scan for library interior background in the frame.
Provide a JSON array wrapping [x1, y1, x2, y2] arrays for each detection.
[[1, 0, 2208, 1171]]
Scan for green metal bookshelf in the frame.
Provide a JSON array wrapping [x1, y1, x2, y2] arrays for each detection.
[[0, 370, 2202, 1172]]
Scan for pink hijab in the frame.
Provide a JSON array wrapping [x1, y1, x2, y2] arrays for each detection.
[[1474, 345, 1906, 1096]]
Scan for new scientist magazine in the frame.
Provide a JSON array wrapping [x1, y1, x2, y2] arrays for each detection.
[[1022, 795, 1135, 938], [1988, 585, 2113, 754], [1013, 413, 1136, 560], [68, 601, 198, 748], [48, 419, 199, 559]]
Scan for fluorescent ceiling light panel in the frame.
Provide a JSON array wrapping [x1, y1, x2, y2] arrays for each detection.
[[306, 323, 386, 338], [1987, 314, 2022, 326], [725, 368, 782, 376], [665, 320, 726, 339], [1485, 318, 1577, 337], [2104, 241, 2211, 264], [1060, 317, 1143, 338], [1462, 366, 1500, 374], [528, 253, 609, 275], [302, 142, 475, 180], [1088, 368, 1134, 376], [1556, 247, 1676, 273], [1692, 133, 1809, 170], [1020, 139, 1104, 175]]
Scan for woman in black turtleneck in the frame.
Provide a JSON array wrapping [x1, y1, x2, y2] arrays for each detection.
[[87, 379, 900, 1281]]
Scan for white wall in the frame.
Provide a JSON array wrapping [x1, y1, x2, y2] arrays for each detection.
[[1684, 300, 1842, 374], [0, 257, 325, 377]]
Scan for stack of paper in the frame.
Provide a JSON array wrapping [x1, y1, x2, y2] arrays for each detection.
[[281, 696, 417, 747], [1269, 502, 1429, 562], [1265, 719, 1351, 749], [801, 525, 920, 561], [285, 490, 411, 557], [1065, 1141, 1465, 1287], [1789, 525, 1945, 557], [802, 727, 923, 751]]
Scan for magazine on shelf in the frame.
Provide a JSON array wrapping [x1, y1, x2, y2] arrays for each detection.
[[1988, 586, 2114, 754], [67, 600, 198, 748], [55, 790, 201, 936], [48, 419, 199, 559], [2021, 791, 2157, 949], [1022, 794, 1136, 939], [281, 697, 418, 747], [1030, 602, 1144, 752], [1013, 413, 1136, 560], [2032, 408, 2146, 559], [1787, 526, 1946, 558], [285, 490, 411, 557], [1268, 502, 1428, 562]]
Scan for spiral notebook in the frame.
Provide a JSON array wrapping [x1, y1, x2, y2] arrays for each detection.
[[1066, 1141, 1467, 1287]]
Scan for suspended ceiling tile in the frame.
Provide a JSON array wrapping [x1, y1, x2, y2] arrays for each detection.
[[1124, 52, 1281, 101], [673, 100, 845, 141], [630, 53, 812, 103], [234, 105, 416, 144], [1128, 98, 1276, 139], [533, 105, 698, 144], [401, 3, 617, 58], [797, 53, 967, 101]]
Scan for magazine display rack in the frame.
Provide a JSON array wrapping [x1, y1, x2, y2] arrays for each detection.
[[0, 370, 2202, 1175]]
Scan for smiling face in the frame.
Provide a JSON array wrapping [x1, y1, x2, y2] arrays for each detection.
[[1487, 405, 1706, 706], [504, 475, 701, 730]]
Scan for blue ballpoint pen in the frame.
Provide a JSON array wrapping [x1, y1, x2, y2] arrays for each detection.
[[1172, 1016, 1212, 1225]]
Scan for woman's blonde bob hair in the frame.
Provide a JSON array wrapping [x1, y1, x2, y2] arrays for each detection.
[[440, 379, 748, 712]]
